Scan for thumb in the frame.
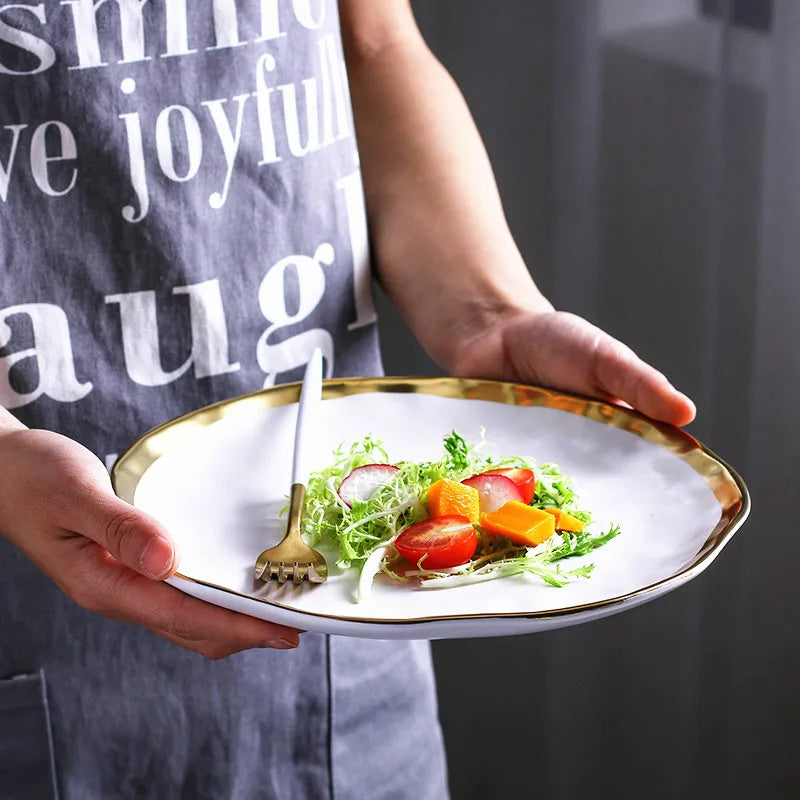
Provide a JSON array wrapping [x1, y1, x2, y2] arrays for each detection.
[[73, 489, 179, 580]]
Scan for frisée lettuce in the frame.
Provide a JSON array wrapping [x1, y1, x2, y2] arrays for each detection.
[[302, 431, 620, 601]]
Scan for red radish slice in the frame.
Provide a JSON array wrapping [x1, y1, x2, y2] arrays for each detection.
[[395, 515, 478, 569], [461, 473, 524, 513], [338, 464, 400, 507], [484, 467, 536, 504]]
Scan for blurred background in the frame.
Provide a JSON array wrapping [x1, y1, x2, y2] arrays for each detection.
[[376, 1, 799, 797]]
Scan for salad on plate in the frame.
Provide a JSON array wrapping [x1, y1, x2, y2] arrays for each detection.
[[302, 431, 620, 601]]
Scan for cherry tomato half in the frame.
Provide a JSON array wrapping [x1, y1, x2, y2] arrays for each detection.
[[394, 515, 478, 569]]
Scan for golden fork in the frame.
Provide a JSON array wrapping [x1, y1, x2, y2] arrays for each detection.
[[254, 349, 328, 585]]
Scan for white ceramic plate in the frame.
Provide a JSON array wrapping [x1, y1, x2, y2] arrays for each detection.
[[112, 378, 749, 640]]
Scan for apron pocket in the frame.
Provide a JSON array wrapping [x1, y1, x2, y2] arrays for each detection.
[[0, 670, 58, 800]]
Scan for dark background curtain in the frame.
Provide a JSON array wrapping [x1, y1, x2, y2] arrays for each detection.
[[375, 1, 799, 797]]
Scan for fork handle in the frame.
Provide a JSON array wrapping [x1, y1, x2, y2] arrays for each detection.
[[292, 348, 323, 487], [284, 483, 306, 542]]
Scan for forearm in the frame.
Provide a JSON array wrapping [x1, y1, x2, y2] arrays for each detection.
[[341, 11, 550, 373]]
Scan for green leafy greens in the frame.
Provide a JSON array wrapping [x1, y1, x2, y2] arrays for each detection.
[[302, 431, 620, 601], [443, 429, 470, 471]]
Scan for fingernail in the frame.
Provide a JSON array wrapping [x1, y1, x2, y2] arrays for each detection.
[[140, 536, 174, 579], [263, 637, 299, 650]]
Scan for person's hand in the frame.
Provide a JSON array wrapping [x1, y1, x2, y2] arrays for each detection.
[[449, 310, 696, 427], [0, 428, 301, 658]]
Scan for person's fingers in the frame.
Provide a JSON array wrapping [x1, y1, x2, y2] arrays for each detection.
[[66, 540, 300, 649], [0, 457, 176, 584], [589, 333, 697, 426], [155, 631, 269, 660], [0, 430, 301, 657], [503, 312, 696, 427], [56, 480, 179, 580], [3, 430, 180, 581]]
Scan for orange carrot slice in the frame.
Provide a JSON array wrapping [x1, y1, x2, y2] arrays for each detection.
[[543, 508, 585, 532], [480, 501, 556, 546]]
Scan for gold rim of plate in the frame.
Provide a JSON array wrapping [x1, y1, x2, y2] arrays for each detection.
[[111, 377, 750, 626]]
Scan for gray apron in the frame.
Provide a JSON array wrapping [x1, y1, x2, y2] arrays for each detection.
[[0, 1, 448, 796]]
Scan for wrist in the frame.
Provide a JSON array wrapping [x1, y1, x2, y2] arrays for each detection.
[[384, 244, 553, 376]]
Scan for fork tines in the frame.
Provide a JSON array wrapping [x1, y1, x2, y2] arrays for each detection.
[[261, 561, 325, 585]]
